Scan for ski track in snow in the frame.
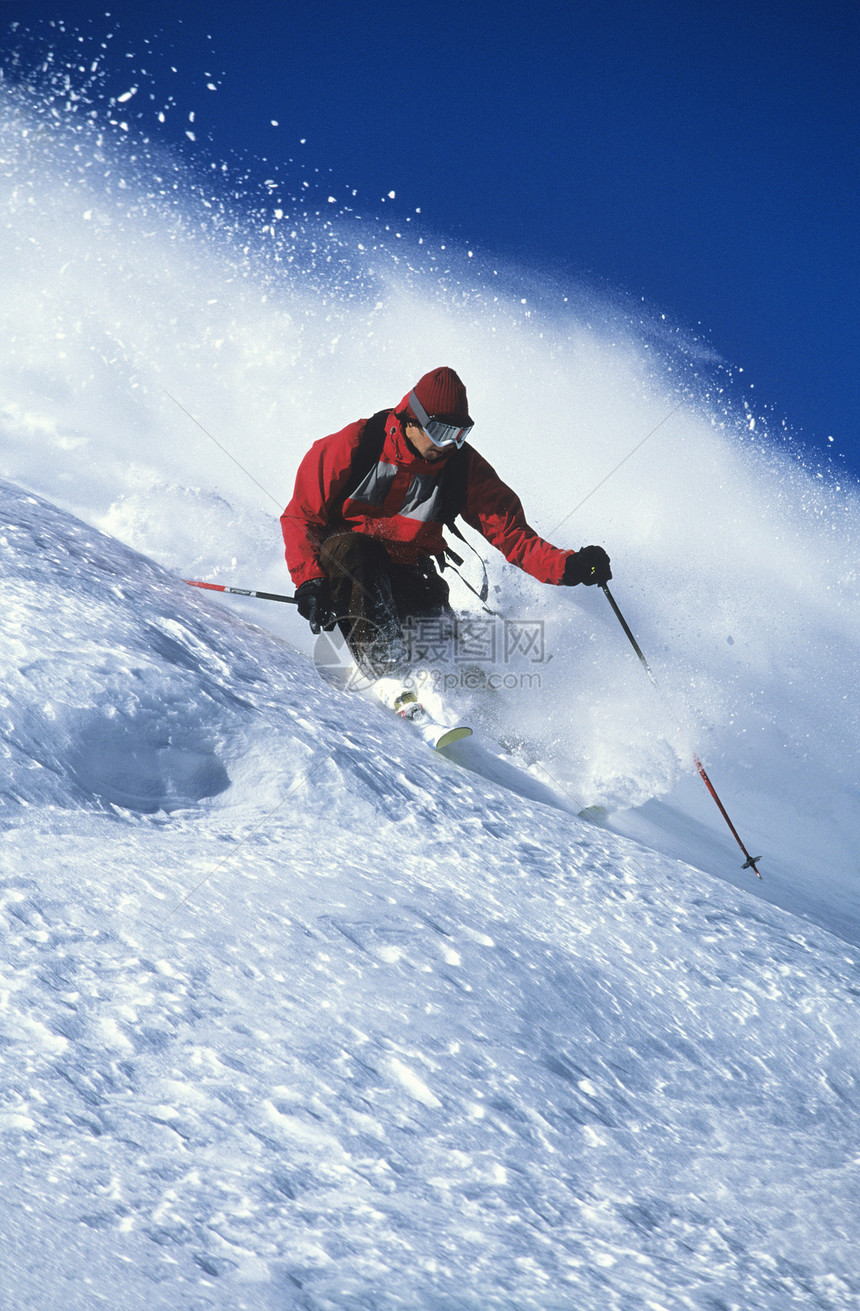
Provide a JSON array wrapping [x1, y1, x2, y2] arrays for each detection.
[[2, 481, 860, 1310]]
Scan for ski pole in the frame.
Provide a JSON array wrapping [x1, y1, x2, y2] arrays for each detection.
[[184, 579, 298, 606], [601, 583, 762, 879]]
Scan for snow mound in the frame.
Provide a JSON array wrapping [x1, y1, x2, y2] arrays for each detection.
[[3, 484, 245, 814]]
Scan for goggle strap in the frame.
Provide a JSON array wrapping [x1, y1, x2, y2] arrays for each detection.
[[408, 389, 433, 430], [408, 390, 472, 448]]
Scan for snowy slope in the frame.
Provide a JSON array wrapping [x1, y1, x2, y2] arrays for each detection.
[[3, 480, 860, 1311], [2, 40, 860, 1310]]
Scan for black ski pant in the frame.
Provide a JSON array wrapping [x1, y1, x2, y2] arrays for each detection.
[[319, 532, 454, 679]]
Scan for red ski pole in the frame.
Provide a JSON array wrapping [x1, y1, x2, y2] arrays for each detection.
[[184, 579, 298, 606], [601, 583, 762, 878]]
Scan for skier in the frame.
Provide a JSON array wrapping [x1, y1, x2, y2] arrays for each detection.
[[281, 366, 611, 684]]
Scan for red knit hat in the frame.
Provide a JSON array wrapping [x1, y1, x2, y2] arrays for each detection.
[[409, 366, 473, 425]]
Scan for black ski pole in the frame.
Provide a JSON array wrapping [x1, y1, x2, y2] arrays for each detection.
[[184, 579, 298, 606], [601, 583, 762, 879]]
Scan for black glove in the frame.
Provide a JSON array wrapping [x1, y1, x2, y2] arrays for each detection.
[[295, 578, 338, 634], [562, 546, 612, 587]]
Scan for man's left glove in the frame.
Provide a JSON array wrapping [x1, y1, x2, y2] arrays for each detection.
[[562, 546, 612, 587], [295, 578, 338, 634]]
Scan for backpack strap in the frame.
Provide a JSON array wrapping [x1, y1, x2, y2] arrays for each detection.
[[329, 408, 390, 524], [437, 444, 491, 606], [439, 443, 472, 529]]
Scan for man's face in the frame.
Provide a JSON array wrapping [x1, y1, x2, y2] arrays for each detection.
[[404, 420, 450, 463]]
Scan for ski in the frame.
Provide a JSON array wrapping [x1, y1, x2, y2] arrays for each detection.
[[393, 691, 473, 752]]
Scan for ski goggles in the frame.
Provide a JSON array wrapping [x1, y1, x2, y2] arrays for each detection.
[[408, 389, 473, 449]]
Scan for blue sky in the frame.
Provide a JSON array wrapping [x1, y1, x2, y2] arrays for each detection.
[[3, 0, 858, 478]]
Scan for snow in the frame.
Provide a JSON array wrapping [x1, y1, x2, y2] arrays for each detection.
[[2, 51, 860, 1311]]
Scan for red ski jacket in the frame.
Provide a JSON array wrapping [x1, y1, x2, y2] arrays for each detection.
[[281, 408, 574, 588]]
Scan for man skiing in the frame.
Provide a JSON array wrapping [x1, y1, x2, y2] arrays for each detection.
[[281, 366, 611, 683]]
